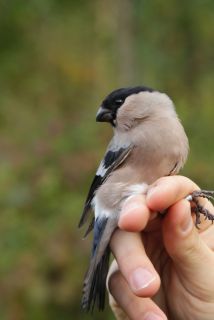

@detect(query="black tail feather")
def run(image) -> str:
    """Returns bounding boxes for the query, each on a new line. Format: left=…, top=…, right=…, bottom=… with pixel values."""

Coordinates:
left=81, top=246, right=111, bottom=312
left=81, top=216, right=117, bottom=312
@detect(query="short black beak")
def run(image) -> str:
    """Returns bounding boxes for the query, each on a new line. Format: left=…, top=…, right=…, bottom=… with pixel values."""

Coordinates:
left=96, top=107, right=113, bottom=123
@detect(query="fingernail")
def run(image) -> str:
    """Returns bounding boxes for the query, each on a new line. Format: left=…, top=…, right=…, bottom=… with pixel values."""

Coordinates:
left=144, top=312, right=164, bottom=320
left=130, top=267, right=156, bottom=291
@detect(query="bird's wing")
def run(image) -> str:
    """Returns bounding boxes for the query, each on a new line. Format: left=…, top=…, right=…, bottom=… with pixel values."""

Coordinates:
left=78, top=145, right=133, bottom=229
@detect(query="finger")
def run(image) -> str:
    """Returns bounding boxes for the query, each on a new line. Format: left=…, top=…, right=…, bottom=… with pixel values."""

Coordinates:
left=119, top=194, right=152, bottom=232
left=109, top=295, right=129, bottom=320
left=110, top=230, right=160, bottom=297
left=200, top=222, right=214, bottom=250
left=107, top=260, right=130, bottom=320
left=162, top=199, right=214, bottom=297
left=146, top=175, right=199, bottom=212
left=108, top=263, right=167, bottom=320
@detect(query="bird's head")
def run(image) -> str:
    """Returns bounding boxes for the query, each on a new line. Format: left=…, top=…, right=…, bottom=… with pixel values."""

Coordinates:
left=96, top=86, right=175, bottom=130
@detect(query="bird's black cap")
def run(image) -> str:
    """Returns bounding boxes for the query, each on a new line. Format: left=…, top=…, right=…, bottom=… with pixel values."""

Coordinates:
left=102, top=86, right=154, bottom=110
left=96, top=86, right=155, bottom=125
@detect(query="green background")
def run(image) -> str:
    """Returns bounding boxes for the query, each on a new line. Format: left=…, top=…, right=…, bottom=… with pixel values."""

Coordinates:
left=0, top=0, right=213, bottom=319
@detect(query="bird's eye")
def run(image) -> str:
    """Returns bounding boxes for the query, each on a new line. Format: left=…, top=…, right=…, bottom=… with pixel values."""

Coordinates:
left=115, top=99, right=123, bottom=106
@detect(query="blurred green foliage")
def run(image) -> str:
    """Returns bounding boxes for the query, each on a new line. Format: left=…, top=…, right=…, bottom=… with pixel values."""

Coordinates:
left=0, top=0, right=213, bottom=319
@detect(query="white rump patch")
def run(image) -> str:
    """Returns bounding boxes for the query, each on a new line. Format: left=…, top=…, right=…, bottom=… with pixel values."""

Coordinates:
left=126, top=183, right=149, bottom=196
left=92, top=183, right=149, bottom=220
left=122, top=183, right=149, bottom=207
left=92, top=196, right=112, bottom=219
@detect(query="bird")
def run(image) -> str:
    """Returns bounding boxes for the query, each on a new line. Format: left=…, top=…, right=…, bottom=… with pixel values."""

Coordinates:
left=79, top=86, right=214, bottom=312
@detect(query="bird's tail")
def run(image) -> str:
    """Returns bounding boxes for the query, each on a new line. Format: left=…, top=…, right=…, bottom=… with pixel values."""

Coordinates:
left=81, top=217, right=117, bottom=312
left=81, top=245, right=111, bottom=311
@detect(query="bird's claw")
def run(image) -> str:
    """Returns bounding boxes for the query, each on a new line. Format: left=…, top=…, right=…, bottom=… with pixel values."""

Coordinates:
left=191, top=190, right=214, bottom=201
left=186, top=190, right=214, bottom=228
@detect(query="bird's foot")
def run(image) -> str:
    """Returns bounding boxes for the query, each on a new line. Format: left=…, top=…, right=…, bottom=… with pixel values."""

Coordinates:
left=186, top=190, right=214, bottom=228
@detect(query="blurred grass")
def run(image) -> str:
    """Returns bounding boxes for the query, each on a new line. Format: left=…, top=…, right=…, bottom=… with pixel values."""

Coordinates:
left=0, top=0, right=213, bottom=319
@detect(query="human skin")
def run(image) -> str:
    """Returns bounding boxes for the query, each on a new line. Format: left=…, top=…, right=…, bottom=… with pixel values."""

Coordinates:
left=107, top=176, right=214, bottom=320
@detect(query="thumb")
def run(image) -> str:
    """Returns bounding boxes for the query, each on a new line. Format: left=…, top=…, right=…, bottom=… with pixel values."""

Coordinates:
left=162, top=199, right=214, bottom=296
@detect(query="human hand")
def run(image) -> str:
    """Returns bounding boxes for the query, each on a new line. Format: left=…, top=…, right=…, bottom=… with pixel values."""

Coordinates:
left=108, top=176, right=214, bottom=320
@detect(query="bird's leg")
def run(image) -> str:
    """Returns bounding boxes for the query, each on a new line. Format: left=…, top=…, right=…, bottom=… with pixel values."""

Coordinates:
left=186, top=190, right=214, bottom=228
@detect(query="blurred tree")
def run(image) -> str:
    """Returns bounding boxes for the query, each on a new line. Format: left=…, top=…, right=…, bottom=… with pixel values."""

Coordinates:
left=0, top=1, right=213, bottom=319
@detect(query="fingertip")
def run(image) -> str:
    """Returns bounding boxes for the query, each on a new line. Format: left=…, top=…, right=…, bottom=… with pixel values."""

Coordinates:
left=146, top=185, right=167, bottom=211
left=129, top=267, right=160, bottom=297
left=108, top=269, right=166, bottom=320
left=119, top=197, right=150, bottom=231
left=146, top=176, right=199, bottom=212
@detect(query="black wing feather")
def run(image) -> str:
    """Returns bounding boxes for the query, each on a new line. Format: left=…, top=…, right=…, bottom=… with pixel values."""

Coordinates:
left=78, top=175, right=102, bottom=228
left=78, top=145, right=133, bottom=228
